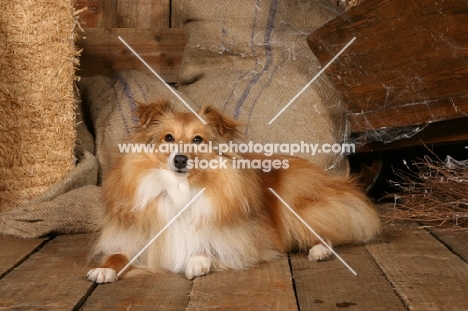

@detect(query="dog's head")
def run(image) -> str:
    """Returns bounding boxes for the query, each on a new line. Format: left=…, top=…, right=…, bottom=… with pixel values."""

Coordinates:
left=135, top=100, right=243, bottom=174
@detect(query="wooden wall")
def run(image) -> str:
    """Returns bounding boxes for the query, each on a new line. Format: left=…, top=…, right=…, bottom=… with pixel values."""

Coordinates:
left=76, top=0, right=185, bottom=83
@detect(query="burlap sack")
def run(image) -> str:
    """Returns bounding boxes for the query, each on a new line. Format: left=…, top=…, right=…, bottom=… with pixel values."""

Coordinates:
left=175, top=0, right=350, bottom=175
left=0, top=185, right=102, bottom=238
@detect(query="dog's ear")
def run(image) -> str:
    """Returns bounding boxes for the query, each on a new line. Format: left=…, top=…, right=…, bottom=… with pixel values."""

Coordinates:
left=200, top=106, right=243, bottom=141
left=137, top=100, right=174, bottom=127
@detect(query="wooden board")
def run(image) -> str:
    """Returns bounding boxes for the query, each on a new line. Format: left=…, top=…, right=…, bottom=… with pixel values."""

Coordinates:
left=355, top=117, right=468, bottom=153
left=76, top=0, right=118, bottom=28
left=187, top=257, right=297, bottom=310
left=430, top=229, right=468, bottom=262
left=171, top=0, right=184, bottom=29
left=116, top=0, right=170, bottom=28
left=307, top=0, right=468, bottom=133
left=366, top=223, right=468, bottom=310
left=0, top=236, right=46, bottom=278
left=77, top=28, right=186, bottom=83
left=76, top=0, right=171, bottom=28
left=0, top=234, right=93, bottom=310
left=81, top=272, right=191, bottom=310
left=290, top=245, right=405, bottom=310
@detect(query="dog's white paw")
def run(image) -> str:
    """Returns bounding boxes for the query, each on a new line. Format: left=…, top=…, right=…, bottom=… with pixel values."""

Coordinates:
left=308, top=243, right=332, bottom=262
left=185, top=255, right=211, bottom=280
left=87, top=268, right=118, bottom=283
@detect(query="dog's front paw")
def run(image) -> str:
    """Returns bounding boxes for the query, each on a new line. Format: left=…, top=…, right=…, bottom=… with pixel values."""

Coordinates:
left=308, top=243, right=332, bottom=262
left=87, top=268, right=118, bottom=283
left=185, top=255, right=211, bottom=280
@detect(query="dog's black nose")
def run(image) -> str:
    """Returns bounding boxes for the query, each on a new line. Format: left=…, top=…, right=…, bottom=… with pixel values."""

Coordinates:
left=174, top=154, right=188, bottom=169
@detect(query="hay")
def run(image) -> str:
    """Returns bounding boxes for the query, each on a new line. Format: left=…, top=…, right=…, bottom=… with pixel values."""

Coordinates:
left=384, top=153, right=468, bottom=229
left=0, top=0, right=80, bottom=212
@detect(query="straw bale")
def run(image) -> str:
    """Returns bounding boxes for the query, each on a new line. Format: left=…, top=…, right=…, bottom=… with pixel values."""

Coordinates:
left=0, top=0, right=79, bottom=212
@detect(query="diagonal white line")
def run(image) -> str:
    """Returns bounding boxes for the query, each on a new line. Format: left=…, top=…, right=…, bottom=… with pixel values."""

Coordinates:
left=268, top=187, right=357, bottom=275
left=117, top=188, right=206, bottom=277
left=118, top=36, right=207, bottom=124
left=268, top=37, right=356, bottom=124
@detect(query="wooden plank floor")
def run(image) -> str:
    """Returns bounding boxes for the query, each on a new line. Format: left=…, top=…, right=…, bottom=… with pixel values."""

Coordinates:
left=1, top=222, right=468, bottom=310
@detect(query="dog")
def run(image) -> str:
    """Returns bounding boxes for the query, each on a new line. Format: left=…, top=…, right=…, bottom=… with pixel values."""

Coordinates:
left=87, top=100, right=380, bottom=283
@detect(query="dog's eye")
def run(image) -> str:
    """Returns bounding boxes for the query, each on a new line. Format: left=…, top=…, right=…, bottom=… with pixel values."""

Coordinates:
left=164, top=134, right=174, bottom=142
left=192, top=136, right=203, bottom=144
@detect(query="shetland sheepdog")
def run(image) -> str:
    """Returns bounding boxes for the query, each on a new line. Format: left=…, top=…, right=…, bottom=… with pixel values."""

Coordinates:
left=87, top=100, right=380, bottom=283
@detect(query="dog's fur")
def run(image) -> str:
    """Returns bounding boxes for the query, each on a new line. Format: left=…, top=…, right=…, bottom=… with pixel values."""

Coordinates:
left=87, top=100, right=380, bottom=283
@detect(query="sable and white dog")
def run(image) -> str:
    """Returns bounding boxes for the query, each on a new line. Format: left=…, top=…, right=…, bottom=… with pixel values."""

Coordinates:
left=87, top=100, right=380, bottom=283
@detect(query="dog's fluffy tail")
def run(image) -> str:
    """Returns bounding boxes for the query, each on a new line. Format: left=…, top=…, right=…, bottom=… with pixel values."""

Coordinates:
left=262, top=157, right=381, bottom=251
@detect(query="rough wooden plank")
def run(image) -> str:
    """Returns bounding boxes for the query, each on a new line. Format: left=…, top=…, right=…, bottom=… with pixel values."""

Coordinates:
left=187, top=257, right=297, bottom=310
left=171, top=0, right=184, bottom=29
left=307, top=0, right=468, bottom=133
left=0, top=234, right=93, bottom=310
left=81, top=272, right=191, bottom=310
left=77, top=28, right=186, bottom=83
left=430, top=229, right=468, bottom=262
left=366, top=222, right=468, bottom=310
left=291, top=245, right=405, bottom=310
left=76, top=0, right=118, bottom=28
left=0, top=236, right=46, bottom=278
left=349, top=99, right=468, bottom=134
left=355, top=118, right=468, bottom=153
left=116, top=0, right=170, bottom=28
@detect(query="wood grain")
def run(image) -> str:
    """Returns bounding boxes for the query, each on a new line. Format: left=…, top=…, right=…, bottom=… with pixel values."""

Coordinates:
left=429, top=229, right=468, bottom=262
left=76, top=0, right=172, bottom=28
left=76, top=0, right=118, bottom=28
left=307, top=0, right=468, bottom=132
left=116, top=0, right=170, bottom=28
left=0, top=236, right=46, bottom=279
left=171, top=0, right=184, bottom=29
left=77, top=28, right=186, bottom=83
left=290, top=246, right=405, bottom=310
left=366, top=222, right=468, bottom=310
left=0, top=234, right=94, bottom=310
left=81, top=271, right=191, bottom=310
left=355, top=117, right=468, bottom=153
left=187, top=257, right=297, bottom=310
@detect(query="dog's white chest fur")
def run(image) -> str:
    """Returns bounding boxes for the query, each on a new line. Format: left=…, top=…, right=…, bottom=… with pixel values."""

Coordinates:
left=135, top=169, right=192, bottom=212
left=135, top=169, right=215, bottom=272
